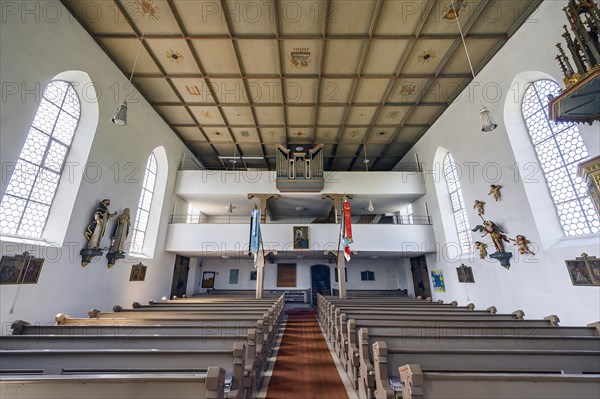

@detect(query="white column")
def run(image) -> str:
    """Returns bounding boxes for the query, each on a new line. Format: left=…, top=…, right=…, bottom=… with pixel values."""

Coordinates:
left=255, top=251, right=265, bottom=299
left=337, top=251, right=347, bottom=299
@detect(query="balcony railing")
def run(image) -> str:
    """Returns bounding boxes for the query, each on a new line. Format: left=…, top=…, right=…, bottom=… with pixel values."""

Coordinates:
left=170, top=214, right=432, bottom=225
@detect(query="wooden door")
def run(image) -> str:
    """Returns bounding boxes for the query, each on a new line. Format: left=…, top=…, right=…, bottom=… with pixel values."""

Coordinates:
left=170, top=255, right=190, bottom=298
left=410, top=255, right=431, bottom=298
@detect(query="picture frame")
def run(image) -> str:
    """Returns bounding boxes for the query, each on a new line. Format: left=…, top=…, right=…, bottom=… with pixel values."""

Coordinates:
left=0, top=255, right=44, bottom=285
left=229, top=269, right=239, bottom=284
left=202, top=271, right=216, bottom=288
left=293, top=226, right=309, bottom=249
left=565, top=254, right=600, bottom=286
left=431, top=269, right=446, bottom=293
left=129, top=262, right=147, bottom=282
left=456, top=264, right=475, bottom=283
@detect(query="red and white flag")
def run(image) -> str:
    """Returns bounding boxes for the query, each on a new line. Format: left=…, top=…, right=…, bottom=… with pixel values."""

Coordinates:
left=341, top=199, right=353, bottom=261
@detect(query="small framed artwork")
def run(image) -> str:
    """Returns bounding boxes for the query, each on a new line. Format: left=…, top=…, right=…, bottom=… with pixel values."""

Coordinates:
left=565, top=254, right=600, bottom=286
left=456, top=264, right=475, bottom=283
left=202, top=271, right=216, bottom=288
left=0, top=255, right=44, bottom=285
left=129, top=262, right=147, bottom=282
left=431, top=270, right=446, bottom=293
left=229, top=269, right=239, bottom=284
left=293, top=226, right=309, bottom=249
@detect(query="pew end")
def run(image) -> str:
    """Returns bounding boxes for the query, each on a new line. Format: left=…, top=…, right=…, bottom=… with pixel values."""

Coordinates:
left=544, top=315, right=560, bottom=326
left=512, top=310, right=525, bottom=319
left=132, top=302, right=142, bottom=308
left=373, top=341, right=395, bottom=399
left=112, top=305, right=123, bottom=312
left=588, top=321, right=600, bottom=336
left=487, top=306, right=497, bottom=314
left=55, top=313, right=69, bottom=325
left=399, top=364, right=424, bottom=399
left=88, top=309, right=100, bottom=318
left=10, top=320, right=31, bottom=335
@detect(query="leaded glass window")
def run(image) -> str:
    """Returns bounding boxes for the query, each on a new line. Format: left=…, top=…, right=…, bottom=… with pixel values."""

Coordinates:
left=443, top=153, right=473, bottom=254
left=0, top=81, right=80, bottom=238
left=522, top=80, right=598, bottom=236
left=130, top=154, right=157, bottom=254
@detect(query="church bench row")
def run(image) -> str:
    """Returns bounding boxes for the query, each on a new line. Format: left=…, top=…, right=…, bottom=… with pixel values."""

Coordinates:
left=367, top=340, right=600, bottom=399
left=316, top=295, right=600, bottom=399
left=328, top=308, right=512, bottom=348
left=2, top=329, right=264, bottom=394
left=357, top=328, right=600, bottom=398
left=3, top=295, right=285, bottom=399
left=0, top=344, right=246, bottom=399
left=398, top=365, right=600, bottom=399
left=0, top=370, right=227, bottom=399
left=339, top=318, right=600, bottom=383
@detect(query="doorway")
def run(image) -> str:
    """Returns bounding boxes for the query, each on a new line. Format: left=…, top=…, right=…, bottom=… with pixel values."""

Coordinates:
left=311, top=264, right=331, bottom=305
left=410, top=255, right=431, bottom=298
left=170, top=255, right=190, bottom=299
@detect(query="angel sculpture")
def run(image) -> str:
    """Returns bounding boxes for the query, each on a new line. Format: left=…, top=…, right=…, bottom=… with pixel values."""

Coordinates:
left=488, top=184, right=502, bottom=201
left=510, top=235, right=535, bottom=255
left=472, top=219, right=510, bottom=253
left=474, top=241, right=488, bottom=259
left=473, top=200, right=485, bottom=216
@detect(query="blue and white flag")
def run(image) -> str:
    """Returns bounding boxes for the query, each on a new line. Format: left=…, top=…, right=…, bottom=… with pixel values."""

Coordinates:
left=249, top=207, right=261, bottom=267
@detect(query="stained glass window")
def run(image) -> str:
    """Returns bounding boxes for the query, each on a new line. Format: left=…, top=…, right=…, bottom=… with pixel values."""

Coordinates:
left=0, top=81, right=80, bottom=239
left=522, top=80, right=598, bottom=236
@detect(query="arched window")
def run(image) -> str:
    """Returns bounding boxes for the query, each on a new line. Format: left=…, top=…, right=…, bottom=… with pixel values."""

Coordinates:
left=522, top=80, right=598, bottom=237
left=130, top=153, right=158, bottom=255
left=0, top=81, right=80, bottom=239
left=443, top=152, right=473, bottom=254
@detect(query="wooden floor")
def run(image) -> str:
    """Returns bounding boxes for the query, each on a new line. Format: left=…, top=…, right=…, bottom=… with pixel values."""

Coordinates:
left=266, top=314, right=349, bottom=399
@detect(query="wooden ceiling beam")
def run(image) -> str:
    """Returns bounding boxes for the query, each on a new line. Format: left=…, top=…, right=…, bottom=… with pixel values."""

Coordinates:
left=94, top=33, right=508, bottom=40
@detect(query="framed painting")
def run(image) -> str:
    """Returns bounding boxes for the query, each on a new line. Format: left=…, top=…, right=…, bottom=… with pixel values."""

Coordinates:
left=565, top=260, right=595, bottom=286
left=202, top=271, right=216, bottom=288
left=456, top=264, right=475, bottom=283
left=0, top=255, right=44, bottom=285
left=293, top=226, right=309, bottom=249
left=129, top=262, right=147, bottom=282
left=229, top=269, right=239, bottom=284
left=431, top=269, right=446, bottom=293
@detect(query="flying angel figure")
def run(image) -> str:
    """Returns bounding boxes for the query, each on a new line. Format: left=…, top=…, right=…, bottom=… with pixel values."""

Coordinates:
left=472, top=219, right=510, bottom=253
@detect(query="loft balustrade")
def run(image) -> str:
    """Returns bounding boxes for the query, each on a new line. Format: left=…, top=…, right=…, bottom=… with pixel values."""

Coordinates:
left=275, top=144, right=324, bottom=192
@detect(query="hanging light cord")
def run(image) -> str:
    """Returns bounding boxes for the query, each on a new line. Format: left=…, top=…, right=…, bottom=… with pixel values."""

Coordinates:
left=451, top=0, right=476, bottom=79
left=363, top=134, right=369, bottom=172
left=124, top=10, right=150, bottom=101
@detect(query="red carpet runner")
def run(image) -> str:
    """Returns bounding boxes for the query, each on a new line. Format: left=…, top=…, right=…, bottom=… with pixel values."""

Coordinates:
left=266, top=314, right=349, bottom=399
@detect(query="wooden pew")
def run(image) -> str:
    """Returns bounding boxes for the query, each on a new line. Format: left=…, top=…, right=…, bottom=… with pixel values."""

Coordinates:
left=363, top=333, right=600, bottom=399
left=339, top=317, right=596, bottom=384
left=0, top=343, right=247, bottom=399
left=53, top=315, right=275, bottom=369
left=2, top=329, right=263, bottom=395
left=329, top=310, right=516, bottom=354
left=0, top=369, right=226, bottom=399
left=86, top=308, right=279, bottom=347
left=398, top=364, right=600, bottom=399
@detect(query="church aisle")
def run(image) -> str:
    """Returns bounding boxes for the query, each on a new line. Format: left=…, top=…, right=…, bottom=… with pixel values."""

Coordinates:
left=265, top=314, right=349, bottom=399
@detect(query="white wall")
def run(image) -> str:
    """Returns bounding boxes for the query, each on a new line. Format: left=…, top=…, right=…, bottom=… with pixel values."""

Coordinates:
left=166, top=223, right=436, bottom=254
left=0, top=2, right=197, bottom=329
left=398, top=1, right=600, bottom=326
left=190, top=258, right=411, bottom=295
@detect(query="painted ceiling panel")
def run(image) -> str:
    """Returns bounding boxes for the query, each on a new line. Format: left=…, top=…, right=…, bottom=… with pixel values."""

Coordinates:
left=66, top=0, right=542, bottom=170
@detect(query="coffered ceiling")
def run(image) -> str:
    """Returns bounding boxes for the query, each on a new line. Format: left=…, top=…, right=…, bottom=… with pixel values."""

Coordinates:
left=63, top=0, right=542, bottom=170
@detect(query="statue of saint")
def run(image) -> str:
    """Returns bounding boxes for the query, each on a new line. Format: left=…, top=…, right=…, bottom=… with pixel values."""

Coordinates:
left=85, top=199, right=117, bottom=250
left=110, top=208, right=131, bottom=254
